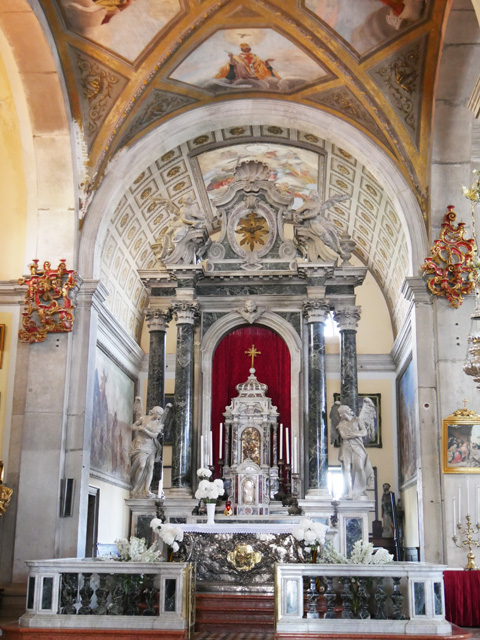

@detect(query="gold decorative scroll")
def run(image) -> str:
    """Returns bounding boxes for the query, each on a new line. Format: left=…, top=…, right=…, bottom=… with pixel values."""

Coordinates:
left=421, top=206, right=476, bottom=308
left=18, top=260, right=78, bottom=343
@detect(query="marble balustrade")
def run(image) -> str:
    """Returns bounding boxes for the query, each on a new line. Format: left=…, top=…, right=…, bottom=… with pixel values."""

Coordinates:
left=18, top=559, right=194, bottom=631
left=275, top=562, right=451, bottom=636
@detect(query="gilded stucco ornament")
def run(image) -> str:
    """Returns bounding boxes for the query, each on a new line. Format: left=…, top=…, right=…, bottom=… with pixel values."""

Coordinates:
left=227, top=543, right=262, bottom=571
left=421, top=206, right=476, bottom=308
left=18, top=260, right=78, bottom=343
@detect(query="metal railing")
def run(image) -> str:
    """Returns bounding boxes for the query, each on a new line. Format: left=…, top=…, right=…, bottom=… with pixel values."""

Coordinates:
left=275, top=562, right=452, bottom=635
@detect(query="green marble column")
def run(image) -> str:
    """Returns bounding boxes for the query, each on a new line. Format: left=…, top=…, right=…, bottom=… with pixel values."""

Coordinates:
left=333, top=306, right=361, bottom=415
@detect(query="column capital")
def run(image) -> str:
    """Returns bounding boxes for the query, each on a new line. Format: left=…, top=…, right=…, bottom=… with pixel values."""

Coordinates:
left=302, top=299, right=330, bottom=324
left=171, top=300, right=200, bottom=325
left=145, top=308, right=172, bottom=332
left=334, top=306, right=361, bottom=331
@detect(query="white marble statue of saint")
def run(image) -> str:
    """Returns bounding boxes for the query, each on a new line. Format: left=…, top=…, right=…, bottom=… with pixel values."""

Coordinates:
left=287, top=190, right=350, bottom=261
left=129, top=402, right=174, bottom=499
left=329, top=398, right=376, bottom=500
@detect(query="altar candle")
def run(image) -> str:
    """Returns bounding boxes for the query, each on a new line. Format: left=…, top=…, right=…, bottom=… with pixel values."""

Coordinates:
left=158, top=479, right=163, bottom=498
left=209, top=431, right=213, bottom=466
left=279, top=424, right=283, bottom=459
left=468, top=477, right=471, bottom=516
left=293, top=436, right=298, bottom=474
left=286, top=427, right=290, bottom=464
left=458, top=485, right=462, bottom=523
left=201, top=434, right=204, bottom=469
left=219, top=423, right=223, bottom=458
left=453, top=497, right=457, bottom=536
left=477, top=485, right=480, bottom=524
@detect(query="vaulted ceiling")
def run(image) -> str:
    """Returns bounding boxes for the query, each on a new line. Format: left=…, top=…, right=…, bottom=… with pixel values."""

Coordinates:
left=33, top=0, right=452, bottom=340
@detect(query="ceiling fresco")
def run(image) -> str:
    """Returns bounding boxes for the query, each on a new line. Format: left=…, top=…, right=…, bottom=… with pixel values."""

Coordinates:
left=34, top=0, right=451, bottom=341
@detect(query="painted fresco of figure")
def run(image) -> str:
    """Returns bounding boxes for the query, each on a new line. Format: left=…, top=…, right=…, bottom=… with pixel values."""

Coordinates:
left=216, top=43, right=279, bottom=83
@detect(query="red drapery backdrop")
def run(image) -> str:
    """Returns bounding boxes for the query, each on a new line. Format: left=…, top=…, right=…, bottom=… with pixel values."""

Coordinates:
left=211, top=325, right=291, bottom=476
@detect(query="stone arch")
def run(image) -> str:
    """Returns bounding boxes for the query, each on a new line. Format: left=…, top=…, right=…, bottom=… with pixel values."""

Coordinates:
left=80, top=99, right=428, bottom=287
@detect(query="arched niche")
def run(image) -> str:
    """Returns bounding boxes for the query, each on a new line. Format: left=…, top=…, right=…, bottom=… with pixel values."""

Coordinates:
left=200, top=309, right=303, bottom=484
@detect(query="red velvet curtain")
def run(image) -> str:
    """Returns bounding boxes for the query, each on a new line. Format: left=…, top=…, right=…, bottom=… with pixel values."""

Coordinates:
left=211, top=326, right=291, bottom=474
left=443, top=570, right=480, bottom=626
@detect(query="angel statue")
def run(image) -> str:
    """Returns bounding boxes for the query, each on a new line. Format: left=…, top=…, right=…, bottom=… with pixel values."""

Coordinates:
left=129, top=400, right=174, bottom=499
left=287, top=190, right=350, bottom=262
left=329, top=398, right=376, bottom=500
left=150, top=196, right=208, bottom=262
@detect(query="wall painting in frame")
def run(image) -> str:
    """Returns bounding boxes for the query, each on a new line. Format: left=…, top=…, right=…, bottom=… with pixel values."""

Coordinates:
left=90, top=346, right=135, bottom=488
left=397, top=356, right=417, bottom=488
left=443, top=405, right=480, bottom=473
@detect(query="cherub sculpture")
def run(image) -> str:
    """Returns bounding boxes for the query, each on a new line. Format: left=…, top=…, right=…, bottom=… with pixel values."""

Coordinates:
left=129, top=400, right=174, bottom=499
left=329, top=398, right=376, bottom=500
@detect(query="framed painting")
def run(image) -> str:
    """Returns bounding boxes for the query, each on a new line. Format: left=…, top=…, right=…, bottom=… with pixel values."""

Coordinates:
left=397, top=357, right=417, bottom=488
left=332, top=393, right=382, bottom=448
left=90, top=347, right=135, bottom=488
left=0, top=324, right=5, bottom=368
left=443, top=406, right=480, bottom=473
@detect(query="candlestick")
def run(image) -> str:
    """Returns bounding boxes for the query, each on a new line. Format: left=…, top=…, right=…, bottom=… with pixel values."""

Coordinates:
left=286, top=427, right=290, bottom=464
left=279, top=423, right=283, bottom=459
left=200, top=435, right=204, bottom=469
left=219, top=423, right=223, bottom=458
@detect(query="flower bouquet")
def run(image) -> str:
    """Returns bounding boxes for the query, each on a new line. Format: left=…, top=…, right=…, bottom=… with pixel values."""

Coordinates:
left=195, top=468, right=225, bottom=524
left=111, top=536, right=163, bottom=562
left=150, top=519, right=184, bottom=553
left=292, top=518, right=329, bottom=562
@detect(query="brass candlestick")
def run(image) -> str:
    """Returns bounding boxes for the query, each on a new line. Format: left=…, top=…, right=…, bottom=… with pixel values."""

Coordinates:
left=453, top=515, right=480, bottom=570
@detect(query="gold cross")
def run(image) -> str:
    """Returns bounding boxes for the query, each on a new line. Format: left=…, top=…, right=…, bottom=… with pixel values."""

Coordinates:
left=463, top=398, right=469, bottom=410
left=245, top=344, right=261, bottom=368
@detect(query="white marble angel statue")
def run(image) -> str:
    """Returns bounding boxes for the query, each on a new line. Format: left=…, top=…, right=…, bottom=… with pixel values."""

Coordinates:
left=329, top=398, right=376, bottom=500
left=129, top=400, right=174, bottom=499
left=287, top=190, right=350, bottom=261
left=151, top=196, right=207, bottom=261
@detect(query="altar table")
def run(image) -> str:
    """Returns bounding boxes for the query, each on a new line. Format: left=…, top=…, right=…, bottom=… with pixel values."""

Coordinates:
left=443, top=569, right=480, bottom=626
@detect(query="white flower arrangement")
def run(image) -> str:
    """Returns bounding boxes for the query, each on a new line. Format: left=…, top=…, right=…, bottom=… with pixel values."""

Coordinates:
left=150, top=518, right=184, bottom=553
left=349, top=540, right=394, bottom=565
left=322, top=539, right=393, bottom=565
left=112, top=536, right=163, bottom=562
left=197, top=467, right=212, bottom=480
left=292, top=518, right=328, bottom=548
left=195, top=478, right=224, bottom=503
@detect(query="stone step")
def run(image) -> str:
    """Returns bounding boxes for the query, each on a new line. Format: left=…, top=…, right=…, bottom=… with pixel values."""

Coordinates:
left=195, top=592, right=274, bottom=633
left=0, top=585, right=26, bottom=626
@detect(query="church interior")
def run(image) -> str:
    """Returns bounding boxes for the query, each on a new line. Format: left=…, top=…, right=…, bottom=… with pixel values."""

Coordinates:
left=1, top=0, right=480, bottom=637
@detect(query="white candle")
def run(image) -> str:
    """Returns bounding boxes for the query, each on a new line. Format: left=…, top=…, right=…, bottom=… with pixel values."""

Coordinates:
left=286, top=427, right=290, bottom=464
left=200, top=434, right=204, bottom=469
left=209, top=431, right=213, bottom=465
left=477, top=485, right=480, bottom=524
left=279, top=423, right=283, bottom=459
left=453, top=497, right=457, bottom=536
left=458, top=485, right=462, bottom=523
left=219, top=423, right=223, bottom=458
left=293, top=436, right=298, bottom=474
left=158, top=479, right=163, bottom=498
left=468, top=477, right=471, bottom=516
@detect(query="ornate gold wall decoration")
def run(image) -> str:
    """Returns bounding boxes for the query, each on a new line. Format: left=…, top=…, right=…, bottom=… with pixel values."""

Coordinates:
left=421, top=207, right=476, bottom=308
left=227, top=544, right=262, bottom=571
left=18, top=260, right=78, bottom=343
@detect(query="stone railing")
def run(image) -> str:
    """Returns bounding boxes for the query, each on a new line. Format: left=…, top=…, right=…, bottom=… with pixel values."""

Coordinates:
left=275, top=562, right=451, bottom=636
left=19, top=558, right=195, bottom=634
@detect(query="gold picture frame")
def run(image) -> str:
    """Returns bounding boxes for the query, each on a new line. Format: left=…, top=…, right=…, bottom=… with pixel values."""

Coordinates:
left=443, top=404, right=480, bottom=473
left=0, top=324, right=4, bottom=368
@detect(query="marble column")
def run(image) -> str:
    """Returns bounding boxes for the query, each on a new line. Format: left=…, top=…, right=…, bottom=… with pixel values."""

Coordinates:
left=145, top=308, right=171, bottom=491
left=171, top=300, right=199, bottom=493
left=334, top=306, right=361, bottom=415
left=303, top=300, right=330, bottom=496
left=145, top=309, right=171, bottom=411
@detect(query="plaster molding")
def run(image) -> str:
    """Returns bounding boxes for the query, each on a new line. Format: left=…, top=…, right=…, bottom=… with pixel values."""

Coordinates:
left=401, top=277, right=432, bottom=306
left=97, top=302, right=144, bottom=376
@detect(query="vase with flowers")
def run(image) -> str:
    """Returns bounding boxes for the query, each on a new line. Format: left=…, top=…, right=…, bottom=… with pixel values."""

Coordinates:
left=195, top=467, right=224, bottom=525
left=292, top=518, right=329, bottom=563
